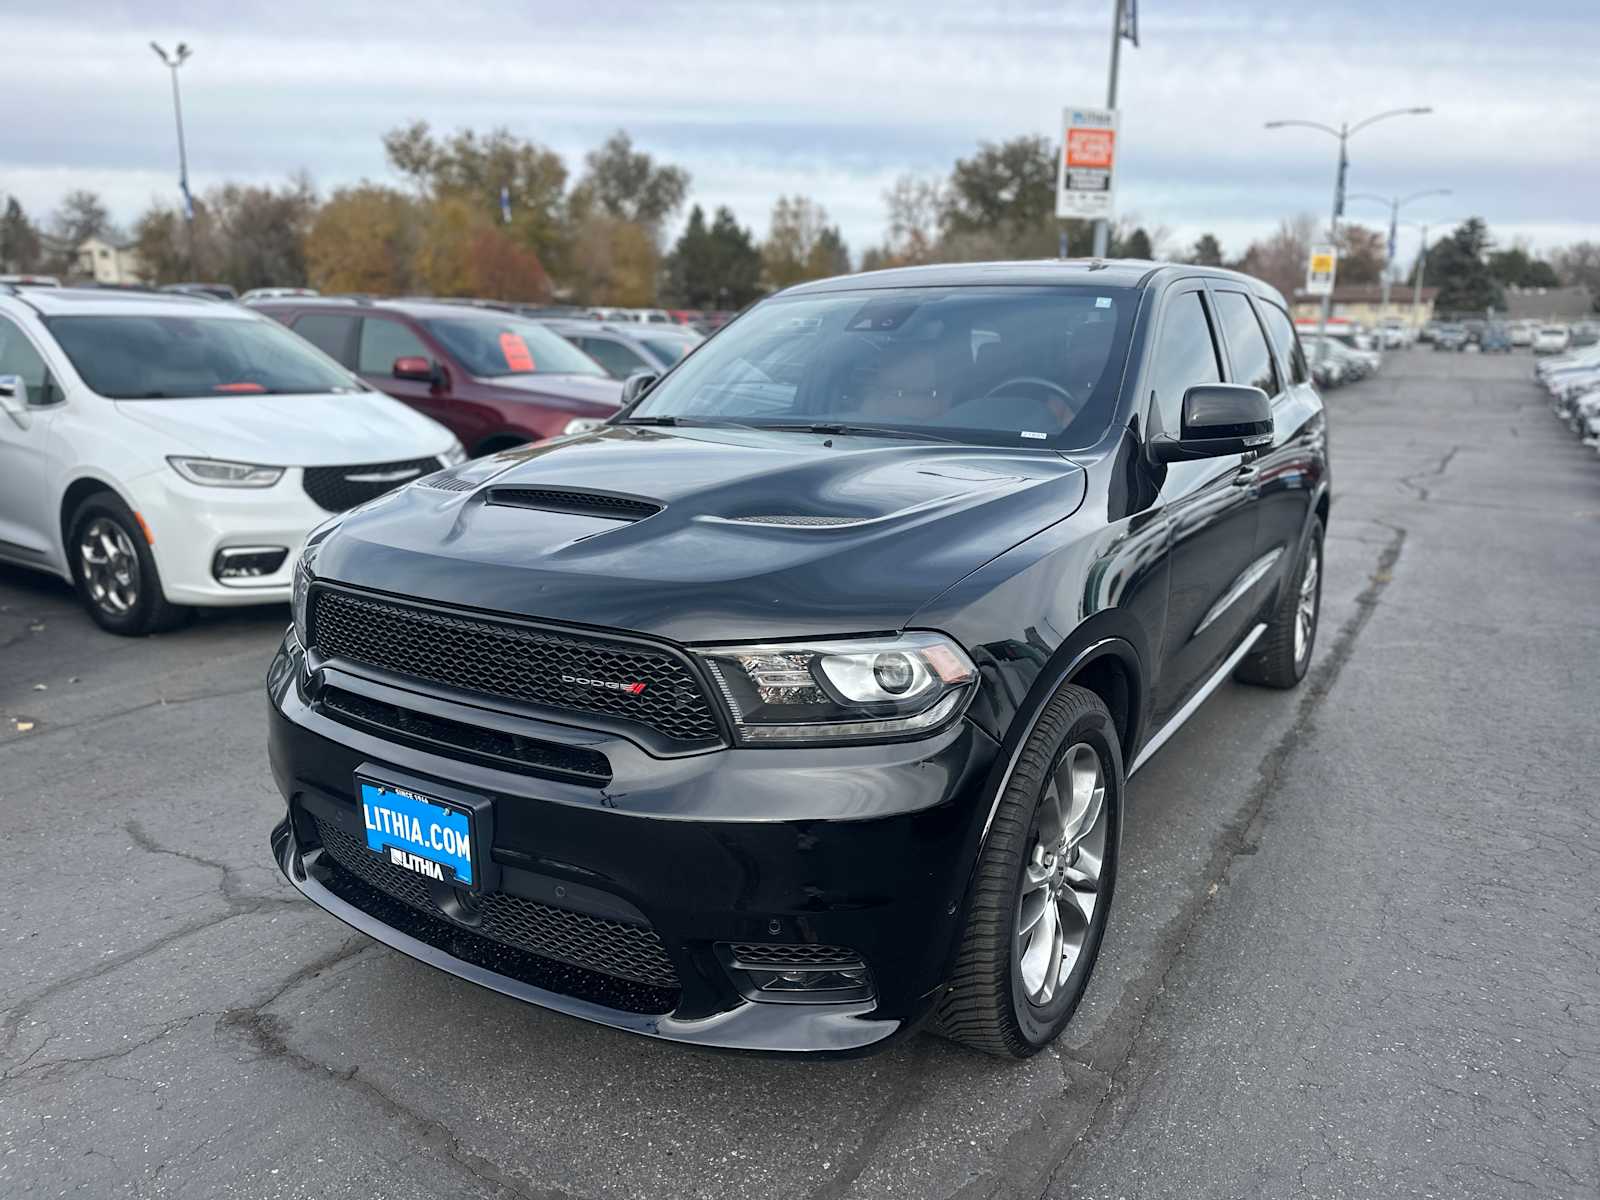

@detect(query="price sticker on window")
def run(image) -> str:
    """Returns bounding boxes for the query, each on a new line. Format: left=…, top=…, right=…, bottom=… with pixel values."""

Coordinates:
left=499, top=332, right=535, bottom=372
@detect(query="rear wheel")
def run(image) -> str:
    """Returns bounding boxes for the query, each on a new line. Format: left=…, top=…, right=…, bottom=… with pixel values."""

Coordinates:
left=1236, top=517, right=1322, bottom=688
left=934, top=684, right=1121, bottom=1058
left=68, top=492, right=189, bottom=636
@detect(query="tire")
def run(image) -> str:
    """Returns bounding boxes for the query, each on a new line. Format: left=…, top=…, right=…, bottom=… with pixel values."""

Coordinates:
left=933, top=684, right=1122, bottom=1058
left=68, top=492, right=190, bottom=636
left=1235, top=516, right=1323, bottom=689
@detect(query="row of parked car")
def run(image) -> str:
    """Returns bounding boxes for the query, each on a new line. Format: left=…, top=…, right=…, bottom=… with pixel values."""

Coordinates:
left=1537, top=343, right=1600, bottom=451
left=0, top=282, right=719, bottom=633
left=1420, top=317, right=1599, bottom=355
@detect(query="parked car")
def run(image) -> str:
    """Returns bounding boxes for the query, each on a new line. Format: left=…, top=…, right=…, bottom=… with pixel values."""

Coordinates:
left=255, top=299, right=623, bottom=456
left=240, top=287, right=319, bottom=302
left=0, top=274, right=61, bottom=288
left=1434, top=323, right=1469, bottom=351
left=0, top=286, right=462, bottom=635
left=1418, top=320, right=1440, bottom=344
left=267, top=260, right=1330, bottom=1058
left=1533, top=325, right=1572, bottom=355
left=1569, top=321, right=1600, bottom=349
left=541, top=320, right=703, bottom=379
left=161, top=282, right=239, bottom=301
left=1479, top=325, right=1513, bottom=353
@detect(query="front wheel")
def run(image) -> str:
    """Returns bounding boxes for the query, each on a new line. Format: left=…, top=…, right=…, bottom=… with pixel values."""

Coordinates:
left=68, top=492, right=189, bottom=636
left=934, top=684, right=1122, bottom=1058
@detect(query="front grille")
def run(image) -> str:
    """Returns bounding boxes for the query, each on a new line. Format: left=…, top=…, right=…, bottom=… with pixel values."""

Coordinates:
left=311, top=589, right=722, bottom=744
left=486, top=488, right=662, bottom=522
left=303, top=457, right=442, bottom=512
left=726, top=942, right=863, bottom=967
left=314, top=816, right=679, bottom=991
left=320, top=687, right=611, bottom=785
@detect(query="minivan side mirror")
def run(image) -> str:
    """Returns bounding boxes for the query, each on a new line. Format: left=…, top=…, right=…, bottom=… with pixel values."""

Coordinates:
left=1148, top=383, right=1273, bottom=463
left=620, top=371, right=660, bottom=409
left=0, top=374, right=30, bottom=429
left=393, top=356, right=436, bottom=384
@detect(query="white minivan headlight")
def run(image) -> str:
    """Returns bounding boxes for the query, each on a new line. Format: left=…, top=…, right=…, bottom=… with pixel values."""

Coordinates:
left=440, top=439, right=468, bottom=467
left=168, top=456, right=284, bottom=488
left=697, top=632, right=976, bottom=745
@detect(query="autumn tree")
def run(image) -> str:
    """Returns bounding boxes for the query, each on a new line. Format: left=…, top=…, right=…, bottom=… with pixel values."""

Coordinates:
left=46, top=190, right=116, bottom=273
left=203, top=177, right=318, bottom=290
left=569, top=214, right=659, bottom=306
left=939, top=135, right=1075, bottom=260
left=763, top=196, right=849, bottom=289
left=305, top=184, right=421, bottom=295
left=130, top=205, right=189, bottom=284
left=873, top=174, right=944, bottom=266
left=1334, top=224, right=1386, bottom=286
left=568, top=131, right=689, bottom=234
left=1234, top=214, right=1318, bottom=297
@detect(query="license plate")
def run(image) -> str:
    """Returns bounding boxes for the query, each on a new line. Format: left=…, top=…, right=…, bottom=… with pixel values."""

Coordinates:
left=358, top=778, right=476, bottom=888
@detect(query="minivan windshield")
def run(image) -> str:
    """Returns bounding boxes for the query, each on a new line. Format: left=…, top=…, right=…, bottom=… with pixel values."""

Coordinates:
left=46, top=314, right=362, bottom=399
left=423, top=316, right=607, bottom=379
left=626, top=285, right=1135, bottom=448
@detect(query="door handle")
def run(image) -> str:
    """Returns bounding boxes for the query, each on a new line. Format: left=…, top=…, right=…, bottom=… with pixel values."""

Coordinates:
left=1231, top=468, right=1257, bottom=487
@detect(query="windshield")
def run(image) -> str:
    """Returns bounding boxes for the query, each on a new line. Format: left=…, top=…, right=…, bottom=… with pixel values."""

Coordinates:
left=423, top=316, right=607, bottom=379
left=627, top=285, right=1135, bottom=449
left=45, top=315, right=362, bottom=399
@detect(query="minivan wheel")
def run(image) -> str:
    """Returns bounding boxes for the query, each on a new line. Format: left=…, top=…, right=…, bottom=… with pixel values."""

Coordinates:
left=933, top=684, right=1122, bottom=1058
left=1235, top=517, right=1324, bottom=689
left=68, top=493, right=189, bottom=637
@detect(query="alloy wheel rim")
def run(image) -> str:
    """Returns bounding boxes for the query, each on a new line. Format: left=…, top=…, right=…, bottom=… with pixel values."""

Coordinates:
left=1295, top=545, right=1320, bottom=665
left=79, top=517, right=140, bottom=615
left=1016, top=741, right=1108, bottom=1006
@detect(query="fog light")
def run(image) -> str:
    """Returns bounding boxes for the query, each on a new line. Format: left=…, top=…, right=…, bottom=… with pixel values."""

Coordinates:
left=718, top=943, right=874, bottom=1004
left=212, top=545, right=289, bottom=583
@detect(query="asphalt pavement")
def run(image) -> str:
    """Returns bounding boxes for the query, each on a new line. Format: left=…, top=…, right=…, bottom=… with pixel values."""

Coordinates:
left=2, top=349, right=1596, bottom=1199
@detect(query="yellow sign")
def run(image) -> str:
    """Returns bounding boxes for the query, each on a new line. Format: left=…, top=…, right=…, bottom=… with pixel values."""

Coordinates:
left=1309, top=251, right=1336, bottom=274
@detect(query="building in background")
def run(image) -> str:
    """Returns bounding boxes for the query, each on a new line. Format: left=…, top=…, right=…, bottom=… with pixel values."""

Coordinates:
left=1502, top=285, right=1594, bottom=323
left=72, top=235, right=144, bottom=285
left=1292, top=285, right=1438, bottom=327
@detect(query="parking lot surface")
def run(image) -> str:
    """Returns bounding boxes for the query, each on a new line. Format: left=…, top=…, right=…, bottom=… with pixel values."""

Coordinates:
left=2, top=351, right=1596, bottom=1199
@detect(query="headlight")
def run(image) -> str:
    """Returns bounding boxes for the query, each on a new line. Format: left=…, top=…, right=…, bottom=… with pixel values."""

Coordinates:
left=168, top=456, right=284, bottom=487
left=290, top=542, right=318, bottom=647
left=440, top=439, right=468, bottom=467
left=697, top=633, right=976, bottom=745
left=563, top=416, right=608, bottom=436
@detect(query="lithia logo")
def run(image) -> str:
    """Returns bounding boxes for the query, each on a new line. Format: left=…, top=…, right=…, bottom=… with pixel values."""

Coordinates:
left=561, top=674, right=647, bottom=696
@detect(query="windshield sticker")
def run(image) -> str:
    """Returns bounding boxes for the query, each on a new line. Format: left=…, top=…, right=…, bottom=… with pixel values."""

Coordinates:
left=1095, top=296, right=1112, bottom=308
left=499, top=332, right=535, bottom=372
left=1021, top=430, right=1047, bottom=440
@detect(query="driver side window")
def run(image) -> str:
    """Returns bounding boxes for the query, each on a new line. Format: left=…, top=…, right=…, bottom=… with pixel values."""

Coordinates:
left=1148, top=291, right=1221, bottom=437
left=0, top=316, right=60, bottom=405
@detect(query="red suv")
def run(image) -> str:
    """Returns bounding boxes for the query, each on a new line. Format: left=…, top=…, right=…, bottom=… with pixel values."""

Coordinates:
left=255, top=299, right=622, bottom=456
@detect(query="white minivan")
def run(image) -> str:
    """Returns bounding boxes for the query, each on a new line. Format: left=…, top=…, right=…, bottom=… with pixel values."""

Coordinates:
left=0, top=286, right=463, bottom=635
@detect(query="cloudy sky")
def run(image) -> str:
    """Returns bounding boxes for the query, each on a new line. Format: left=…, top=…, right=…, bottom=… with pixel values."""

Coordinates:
left=6, top=0, right=1597, bottom=268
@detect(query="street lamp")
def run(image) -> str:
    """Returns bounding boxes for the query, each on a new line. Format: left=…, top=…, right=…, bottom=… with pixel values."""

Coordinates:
left=1347, top=189, right=1452, bottom=327
left=150, top=41, right=194, bottom=274
left=1264, top=107, right=1433, bottom=362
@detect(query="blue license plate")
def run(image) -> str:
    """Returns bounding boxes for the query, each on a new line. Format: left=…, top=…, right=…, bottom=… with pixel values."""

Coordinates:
left=358, top=779, right=476, bottom=888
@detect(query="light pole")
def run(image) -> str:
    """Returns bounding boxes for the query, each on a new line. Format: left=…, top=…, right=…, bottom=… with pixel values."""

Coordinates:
left=150, top=41, right=194, bottom=276
left=1264, top=107, right=1432, bottom=362
left=1348, top=189, right=1451, bottom=329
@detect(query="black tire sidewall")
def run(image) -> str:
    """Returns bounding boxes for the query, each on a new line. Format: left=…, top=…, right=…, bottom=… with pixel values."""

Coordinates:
left=1006, top=702, right=1123, bottom=1047
left=69, top=493, right=169, bottom=636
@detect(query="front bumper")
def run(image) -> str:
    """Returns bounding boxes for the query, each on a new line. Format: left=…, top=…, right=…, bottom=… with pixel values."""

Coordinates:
left=266, top=633, right=1000, bottom=1054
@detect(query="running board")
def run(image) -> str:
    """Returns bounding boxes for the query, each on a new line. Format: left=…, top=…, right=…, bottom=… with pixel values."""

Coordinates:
left=1128, top=623, right=1267, bottom=777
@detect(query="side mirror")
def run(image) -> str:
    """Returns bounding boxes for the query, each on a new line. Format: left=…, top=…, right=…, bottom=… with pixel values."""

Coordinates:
left=620, top=371, right=659, bottom=409
left=1149, top=384, right=1272, bottom=463
left=393, top=356, right=437, bottom=383
left=0, top=374, right=30, bottom=429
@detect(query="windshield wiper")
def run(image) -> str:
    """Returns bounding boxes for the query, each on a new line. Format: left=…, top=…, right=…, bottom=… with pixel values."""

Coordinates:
left=618, top=415, right=763, bottom=430
left=758, top=422, right=966, bottom=445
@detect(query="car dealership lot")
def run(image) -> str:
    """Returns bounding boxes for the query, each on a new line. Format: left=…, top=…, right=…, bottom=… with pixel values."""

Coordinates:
left=1, top=351, right=1596, bottom=1198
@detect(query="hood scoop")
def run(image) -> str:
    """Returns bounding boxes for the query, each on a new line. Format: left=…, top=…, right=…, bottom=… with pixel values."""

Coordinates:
left=485, top=487, right=663, bottom=522
left=420, top=472, right=478, bottom=492
left=728, top=514, right=864, bottom=527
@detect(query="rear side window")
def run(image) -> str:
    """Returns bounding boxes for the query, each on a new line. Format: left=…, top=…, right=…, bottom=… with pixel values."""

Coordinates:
left=1213, top=291, right=1279, bottom=395
left=358, top=317, right=429, bottom=374
left=1260, top=303, right=1308, bottom=386
left=292, top=313, right=357, bottom=366
left=1148, top=291, right=1222, bottom=436
left=578, top=336, right=651, bottom=379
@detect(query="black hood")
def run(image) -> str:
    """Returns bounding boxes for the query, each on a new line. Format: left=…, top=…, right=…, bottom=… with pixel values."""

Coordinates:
left=315, top=425, right=1086, bottom=643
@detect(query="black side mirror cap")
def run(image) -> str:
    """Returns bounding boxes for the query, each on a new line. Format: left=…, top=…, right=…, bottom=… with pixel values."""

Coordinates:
left=620, top=371, right=660, bottom=409
left=1150, top=384, right=1273, bottom=463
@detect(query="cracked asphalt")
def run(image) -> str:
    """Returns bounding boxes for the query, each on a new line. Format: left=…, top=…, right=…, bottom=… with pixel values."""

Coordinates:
left=2, top=351, right=1596, bottom=1199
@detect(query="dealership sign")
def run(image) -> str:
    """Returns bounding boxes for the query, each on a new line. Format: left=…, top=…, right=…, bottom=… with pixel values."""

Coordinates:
left=1056, top=106, right=1118, bottom=220
left=1306, top=245, right=1338, bottom=297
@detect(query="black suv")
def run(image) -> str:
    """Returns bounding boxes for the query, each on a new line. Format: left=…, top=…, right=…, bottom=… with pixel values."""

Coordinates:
left=268, top=261, right=1328, bottom=1057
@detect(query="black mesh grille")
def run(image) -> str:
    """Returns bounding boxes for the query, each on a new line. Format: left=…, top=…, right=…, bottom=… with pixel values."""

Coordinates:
left=303, top=457, right=441, bottom=512
left=726, top=942, right=863, bottom=967
left=320, top=688, right=611, bottom=785
left=311, top=589, right=722, bottom=744
left=314, top=817, right=679, bottom=990
left=486, top=488, right=662, bottom=521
